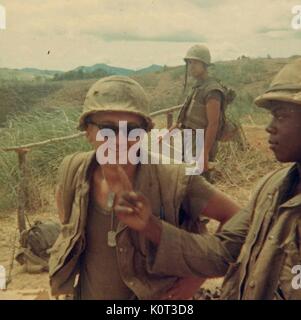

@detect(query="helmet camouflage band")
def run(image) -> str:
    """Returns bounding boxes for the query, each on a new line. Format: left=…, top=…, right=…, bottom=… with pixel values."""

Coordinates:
left=184, top=44, right=212, bottom=66
left=255, top=58, right=301, bottom=109
left=78, top=75, right=154, bottom=131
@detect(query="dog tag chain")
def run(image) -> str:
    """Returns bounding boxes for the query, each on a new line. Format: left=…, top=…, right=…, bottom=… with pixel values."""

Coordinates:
left=105, top=191, right=117, bottom=247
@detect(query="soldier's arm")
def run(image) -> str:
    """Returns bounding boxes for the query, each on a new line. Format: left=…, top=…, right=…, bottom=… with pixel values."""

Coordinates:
left=203, top=92, right=222, bottom=168
left=144, top=206, right=250, bottom=278
left=116, top=172, right=275, bottom=279
left=55, top=154, right=72, bottom=224
left=115, top=189, right=249, bottom=278
left=143, top=174, right=272, bottom=278
left=159, top=178, right=240, bottom=299
left=202, top=189, right=240, bottom=225
left=183, top=175, right=240, bottom=226
left=55, top=184, right=65, bottom=224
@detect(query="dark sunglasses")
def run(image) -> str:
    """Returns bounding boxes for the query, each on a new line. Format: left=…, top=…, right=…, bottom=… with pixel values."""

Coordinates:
left=85, top=119, right=145, bottom=135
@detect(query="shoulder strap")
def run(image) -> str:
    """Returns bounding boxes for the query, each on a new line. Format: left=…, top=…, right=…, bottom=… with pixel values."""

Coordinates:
left=59, top=152, right=93, bottom=224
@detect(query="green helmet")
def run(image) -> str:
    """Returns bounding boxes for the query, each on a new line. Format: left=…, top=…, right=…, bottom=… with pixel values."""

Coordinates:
left=255, top=58, right=301, bottom=109
left=184, top=44, right=212, bottom=66
left=78, top=75, right=154, bottom=131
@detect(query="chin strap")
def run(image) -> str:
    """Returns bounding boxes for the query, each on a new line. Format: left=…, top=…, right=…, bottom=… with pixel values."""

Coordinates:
left=183, top=62, right=188, bottom=95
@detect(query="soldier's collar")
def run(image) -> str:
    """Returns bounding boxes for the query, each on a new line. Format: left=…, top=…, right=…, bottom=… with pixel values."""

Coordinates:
left=277, top=163, right=300, bottom=205
left=84, top=150, right=144, bottom=189
left=297, top=162, right=301, bottom=177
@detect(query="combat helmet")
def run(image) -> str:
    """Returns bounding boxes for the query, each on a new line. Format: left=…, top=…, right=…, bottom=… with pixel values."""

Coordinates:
left=183, top=44, right=213, bottom=93
left=255, top=58, right=301, bottom=109
left=184, top=44, right=212, bottom=66
left=78, top=75, right=154, bottom=131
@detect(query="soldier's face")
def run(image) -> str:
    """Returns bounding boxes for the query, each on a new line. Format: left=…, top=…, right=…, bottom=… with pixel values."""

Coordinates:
left=187, top=59, right=206, bottom=78
left=85, top=111, right=147, bottom=155
left=266, top=101, right=301, bottom=163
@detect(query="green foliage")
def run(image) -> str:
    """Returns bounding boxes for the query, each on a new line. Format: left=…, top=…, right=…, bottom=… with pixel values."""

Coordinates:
left=0, top=57, right=286, bottom=212
left=169, top=66, right=185, bottom=81
left=53, top=68, right=110, bottom=81
left=0, top=108, right=91, bottom=211
left=0, top=81, right=63, bottom=125
left=211, top=59, right=266, bottom=87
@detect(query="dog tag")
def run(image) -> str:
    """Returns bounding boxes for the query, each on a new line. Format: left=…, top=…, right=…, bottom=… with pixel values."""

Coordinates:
left=107, top=230, right=117, bottom=247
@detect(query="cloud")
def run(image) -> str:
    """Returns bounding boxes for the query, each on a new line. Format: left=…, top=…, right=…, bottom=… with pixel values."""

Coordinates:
left=257, top=27, right=291, bottom=34
left=95, top=31, right=206, bottom=43
left=0, top=0, right=300, bottom=70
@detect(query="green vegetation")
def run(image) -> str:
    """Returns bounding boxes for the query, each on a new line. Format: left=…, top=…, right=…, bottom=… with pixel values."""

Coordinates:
left=0, top=56, right=292, bottom=212
left=211, top=59, right=267, bottom=87
left=53, top=68, right=110, bottom=81
left=0, top=81, right=63, bottom=125
left=0, top=108, right=91, bottom=212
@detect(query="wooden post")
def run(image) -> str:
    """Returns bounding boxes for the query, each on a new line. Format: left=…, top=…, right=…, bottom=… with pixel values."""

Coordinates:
left=167, top=113, right=173, bottom=129
left=16, top=148, right=29, bottom=234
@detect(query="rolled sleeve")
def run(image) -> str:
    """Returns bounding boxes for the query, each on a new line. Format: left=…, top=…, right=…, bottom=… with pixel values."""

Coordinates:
left=205, top=90, right=223, bottom=104
left=182, top=175, right=216, bottom=221
left=147, top=207, right=251, bottom=278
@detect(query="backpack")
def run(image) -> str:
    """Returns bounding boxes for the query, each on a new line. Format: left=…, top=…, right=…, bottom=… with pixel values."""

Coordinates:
left=216, top=82, right=239, bottom=142
left=16, top=220, right=61, bottom=273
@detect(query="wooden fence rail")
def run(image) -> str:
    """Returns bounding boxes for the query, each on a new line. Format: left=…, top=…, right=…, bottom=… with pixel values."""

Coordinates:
left=0, top=105, right=182, bottom=234
left=1, top=105, right=182, bottom=152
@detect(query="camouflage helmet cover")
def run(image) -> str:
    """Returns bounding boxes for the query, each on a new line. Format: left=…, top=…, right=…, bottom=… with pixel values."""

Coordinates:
left=78, top=75, right=154, bottom=131
left=255, top=58, right=301, bottom=109
left=184, top=44, right=212, bottom=66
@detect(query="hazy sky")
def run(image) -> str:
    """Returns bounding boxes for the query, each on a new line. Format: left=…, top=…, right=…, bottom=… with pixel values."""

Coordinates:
left=0, top=0, right=300, bottom=71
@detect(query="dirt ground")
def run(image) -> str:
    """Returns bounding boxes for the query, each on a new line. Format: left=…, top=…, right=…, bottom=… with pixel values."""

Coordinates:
left=0, top=125, right=276, bottom=300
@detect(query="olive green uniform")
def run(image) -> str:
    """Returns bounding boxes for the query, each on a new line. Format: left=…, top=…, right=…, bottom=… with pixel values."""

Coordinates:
left=49, top=151, right=215, bottom=299
left=79, top=201, right=135, bottom=300
left=148, top=58, right=301, bottom=300
left=177, top=44, right=224, bottom=162
left=148, top=164, right=301, bottom=300
left=177, top=77, right=224, bottom=160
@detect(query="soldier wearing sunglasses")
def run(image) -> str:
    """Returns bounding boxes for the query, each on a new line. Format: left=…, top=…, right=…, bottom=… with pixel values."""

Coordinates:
left=49, top=75, right=239, bottom=300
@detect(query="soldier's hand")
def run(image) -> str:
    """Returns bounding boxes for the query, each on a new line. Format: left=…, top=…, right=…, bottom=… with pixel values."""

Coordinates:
left=114, top=165, right=162, bottom=243
left=160, top=277, right=203, bottom=300
left=114, top=191, right=152, bottom=231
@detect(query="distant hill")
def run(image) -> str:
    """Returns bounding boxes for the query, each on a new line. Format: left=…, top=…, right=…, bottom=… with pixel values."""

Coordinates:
left=0, top=68, right=35, bottom=81
left=0, top=68, right=63, bottom=81
left=53, top=63, right=164, bottom=81
left=52, top=68, right=110, bottom=81
left=0, top=56, right=299, bottom=125
left=74, top=63, right=134, bottom=76
left=134, top=64, right=164, bottom=75
left=0, top=63, right=165, bottom=83
left=73, top=63, right=164, bottom=76
left=21, top=68, right=63, bottom=78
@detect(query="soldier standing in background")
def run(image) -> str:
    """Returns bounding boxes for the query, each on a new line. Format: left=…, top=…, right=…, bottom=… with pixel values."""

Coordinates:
left=170, top=44, right=226, bottom=176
